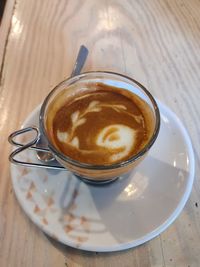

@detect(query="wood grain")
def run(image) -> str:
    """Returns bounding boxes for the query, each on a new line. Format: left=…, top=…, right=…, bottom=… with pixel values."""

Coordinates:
left=0, top=0, right=200, bottom=266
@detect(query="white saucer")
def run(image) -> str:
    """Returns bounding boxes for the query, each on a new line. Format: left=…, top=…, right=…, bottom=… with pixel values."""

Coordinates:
left=10, top=101, right=195, bottom=252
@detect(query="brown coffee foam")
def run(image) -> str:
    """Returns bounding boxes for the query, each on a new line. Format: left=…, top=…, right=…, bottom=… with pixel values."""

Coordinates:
left=45, top=83, right=155, bottom=165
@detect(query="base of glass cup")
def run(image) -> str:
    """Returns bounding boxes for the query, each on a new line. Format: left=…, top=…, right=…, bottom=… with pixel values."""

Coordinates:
left=74, top=174, right=119, bottom=186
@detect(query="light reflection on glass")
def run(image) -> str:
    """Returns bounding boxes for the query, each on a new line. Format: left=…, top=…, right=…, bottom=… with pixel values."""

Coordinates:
left=11, top=14, right=23, bottom=36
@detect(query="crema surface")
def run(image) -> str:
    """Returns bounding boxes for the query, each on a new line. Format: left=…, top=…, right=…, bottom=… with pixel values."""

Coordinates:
left=50, top=85, right=152, bottom=165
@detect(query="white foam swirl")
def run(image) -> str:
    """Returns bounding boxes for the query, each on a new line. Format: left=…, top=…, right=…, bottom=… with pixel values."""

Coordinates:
left=96, top=124, right=136, bottom=162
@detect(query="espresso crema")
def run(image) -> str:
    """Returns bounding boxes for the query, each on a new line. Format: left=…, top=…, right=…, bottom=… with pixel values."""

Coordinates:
left=47, top=84, right=153, bottom=165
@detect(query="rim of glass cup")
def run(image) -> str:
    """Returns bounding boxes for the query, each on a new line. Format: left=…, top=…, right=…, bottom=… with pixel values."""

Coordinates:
left=39, top=71, right=160, bottom=170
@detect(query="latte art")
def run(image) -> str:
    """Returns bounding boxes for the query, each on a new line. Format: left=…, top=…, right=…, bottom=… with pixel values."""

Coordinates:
left=96, top=124, right=136, bottom=162
left=57, top=100, right=137, bottom=162
left=50, top=85, right=152, bottom=165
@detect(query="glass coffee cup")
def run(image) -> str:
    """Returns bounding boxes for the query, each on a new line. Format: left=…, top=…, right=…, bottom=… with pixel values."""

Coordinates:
left=9, top=71, right=160, bottom=183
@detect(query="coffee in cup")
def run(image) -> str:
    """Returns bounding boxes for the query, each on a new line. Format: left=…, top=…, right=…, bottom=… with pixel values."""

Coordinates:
left=40, top=72, right=160, bottom=180
left=46, top=83, right=154, bottom=166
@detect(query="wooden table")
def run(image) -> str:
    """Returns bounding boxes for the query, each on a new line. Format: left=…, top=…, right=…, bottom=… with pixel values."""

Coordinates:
left=1, top=0, right=200, bottom=266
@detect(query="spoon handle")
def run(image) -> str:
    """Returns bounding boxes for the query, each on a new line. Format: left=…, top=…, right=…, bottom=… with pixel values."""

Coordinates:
left=8, top=45, right=89, bottom=169
left=70, top=45, right=89, bottom=77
